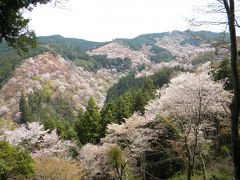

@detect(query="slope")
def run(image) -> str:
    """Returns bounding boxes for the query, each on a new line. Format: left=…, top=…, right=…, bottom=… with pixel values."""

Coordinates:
left=0, top=52, right=118, bottom=120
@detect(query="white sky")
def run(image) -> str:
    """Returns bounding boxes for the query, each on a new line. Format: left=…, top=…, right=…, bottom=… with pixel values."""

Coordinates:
left=24, top=0, right=228, bottom=42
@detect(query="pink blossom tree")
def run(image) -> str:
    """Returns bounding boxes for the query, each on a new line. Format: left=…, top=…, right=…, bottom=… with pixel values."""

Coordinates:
left=159, top=69, right=230, bottom=180
left=102, top=112, right=179, bottom=178
left=0, top=122, right=76, bottom=158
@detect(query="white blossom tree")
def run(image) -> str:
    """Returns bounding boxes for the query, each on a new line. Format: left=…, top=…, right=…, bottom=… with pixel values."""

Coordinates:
left=79, top=143, right=133, bottom=179
left=103, top=113, right=157, bottom=157
left=159, top=68, right=230, bottom=180
left=0, top=122, right=76, bottom=158
left=102, top=112, right=179, bottom=178
left=78, top=143, right=114, bottom=178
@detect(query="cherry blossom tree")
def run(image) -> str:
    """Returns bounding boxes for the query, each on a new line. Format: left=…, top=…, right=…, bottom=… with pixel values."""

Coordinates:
left=102, top=112, right=179, bottom=178
left=159, top=68, right=230, bottom=180
left=79, top=142, right=133, bottom=179
left=103, top=113, right=157, bottom=157
left=78, top=143, right=114, bottom=178
left=0, top=122, right=76, bottom=158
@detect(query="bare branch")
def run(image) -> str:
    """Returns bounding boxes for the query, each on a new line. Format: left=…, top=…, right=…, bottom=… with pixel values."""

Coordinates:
left=235, top=19, right=240, bottom=27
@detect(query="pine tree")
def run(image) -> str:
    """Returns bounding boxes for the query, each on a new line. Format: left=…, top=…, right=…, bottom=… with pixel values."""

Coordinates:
left=142, top=78, right=156, bottom=100
left=100, top=101, right=116, bottom=138
left=116, top=93, right=133, bottom=124
left=19, top=94, right=31, bottom=123
left=74, top=108, right=85, bottom=143
left=75, top=97, right=101, bottom=144
left=134, top=91, right=147, bottom=115
left=0, top=141, right=34, bottom=179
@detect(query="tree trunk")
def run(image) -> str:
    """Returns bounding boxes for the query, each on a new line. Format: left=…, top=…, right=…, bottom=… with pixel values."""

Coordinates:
left=185, top=136, right=192, bottom=180
left=141, top=153, right=146, bottom=180
left=223, top=0, right=240, bottom=179
left=1, top=173, right=7, bottom=180
left=200, top=152, right=206, bottom=180
left=187, top=163, right=192, bottom=180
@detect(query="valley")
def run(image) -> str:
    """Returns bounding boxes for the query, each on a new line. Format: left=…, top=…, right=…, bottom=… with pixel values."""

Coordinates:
left=0, top=30, right=234, bottom=179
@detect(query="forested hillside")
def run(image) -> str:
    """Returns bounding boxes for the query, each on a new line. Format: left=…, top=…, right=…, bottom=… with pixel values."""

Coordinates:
left=0, top=30, right=227, bottom=87
left=0, top=30, right=236, bottom=179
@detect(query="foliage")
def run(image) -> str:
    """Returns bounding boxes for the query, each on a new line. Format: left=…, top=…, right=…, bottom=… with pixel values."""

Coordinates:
left=34, top=157, right=84, bottom=180
left=19, top=93, right=31, bottom=123
left=106, top=73, right=145, bottom=102
left=0, top=118, right=17, bottom=136
left=150, top=45, right=176, bottom=63
left=79, top=143, right=134, bottom=179
left=159, top=68, right=230, bottom=179
left=103, top=78, right=155, bottom=125
left=0, top=35, right=103, bottom=87
left=103, top=67, right=182, bottom=125
left=102, top=113, right=181, bottom=179
left=191, top=51, right=215, bottom=66
left=106, top=67, right=180, bottom=102
left=75, top=55, right=132, bottom=71
left=117, top=33, right=166, bottom=50
left=0, top=0, right=53, bottom=54
left=117, top=31, right=228, bottom=51
left=38, top=35, right=104, bottom=60
left=107, top=145, right=132, bottom=180
left=0, top=42, right=46, bottom=88
left=171, top=159, right=233, bottom=180
left=0, top=141, right=34, bottom=180
left=212, top=59, right=233, bottom=91
left=142, top=117, right=181, bottom=179
left=20, top=88, right=78, bottom=141
left=182, top=30, right=230, bottom=45
left=74, top=97, right=101, bottom=144
left=100, top=101, right=115, bottom=138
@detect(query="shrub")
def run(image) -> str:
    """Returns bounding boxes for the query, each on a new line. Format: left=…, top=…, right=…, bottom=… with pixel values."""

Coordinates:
left=0, top=141, right=34, bottom=180
left=34, top=157, right=84, bottom=180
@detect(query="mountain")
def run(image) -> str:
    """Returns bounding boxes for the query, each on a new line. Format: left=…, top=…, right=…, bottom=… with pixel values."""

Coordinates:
left=0, top=35, right=105, bottom=87
left=0, top=30, right=229, bottom=121
left=0, top=30, right=234, bottom=180
left=0, top=52, right=118, bottom=120
left=88, top=30, right=228, bottom=74
left=0, top=30, right=228, bottom=87
left=38, top=35, right=105, bottom=60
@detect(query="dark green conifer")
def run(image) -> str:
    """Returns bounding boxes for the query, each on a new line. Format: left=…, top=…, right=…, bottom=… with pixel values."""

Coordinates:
left=19, top=93, right=31, bottom=123
left=75, top=97, right=101, bottom=144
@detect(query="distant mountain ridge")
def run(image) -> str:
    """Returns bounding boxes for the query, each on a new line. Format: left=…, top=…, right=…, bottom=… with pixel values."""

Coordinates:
left=0, top=30, right=230, bottom=121
left=0, top=30, right=230, bottom=88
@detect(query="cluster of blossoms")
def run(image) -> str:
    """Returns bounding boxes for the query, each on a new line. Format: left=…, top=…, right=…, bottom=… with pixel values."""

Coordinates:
left=103, top=113, right=159, bottom=155
left=79, top=143, right=115, bottom=177
left=0, top=122, right=76, bottom=158
left=159, top=68, right=231, bottom=133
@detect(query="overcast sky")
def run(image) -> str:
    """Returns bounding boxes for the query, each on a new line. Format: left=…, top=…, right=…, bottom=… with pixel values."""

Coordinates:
left=24, top=0, right=228, bottom=42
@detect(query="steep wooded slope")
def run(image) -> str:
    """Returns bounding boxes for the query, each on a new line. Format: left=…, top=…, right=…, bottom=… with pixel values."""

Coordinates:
left=0, top=52, right=118, bottom=120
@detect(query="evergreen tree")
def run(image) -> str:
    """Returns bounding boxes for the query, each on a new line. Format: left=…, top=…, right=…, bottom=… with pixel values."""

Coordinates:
left=116, top=93, right=133, bottom=124
left=142, top=77, right=156, bottom=100
left=134, top=91, right=147, bottom=115
left=85, top=97, right=101, bottom=143
left=100, top=101, right=116, bottom=137
left=75, top=97, right=101, bottom=144
left=19, top=93, right=31, bottom=123
left=74, top=108, right=85, bottom=143
left=0, top=141, right=34, bottom=180
left=212, top=59, right=232, bottom=90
